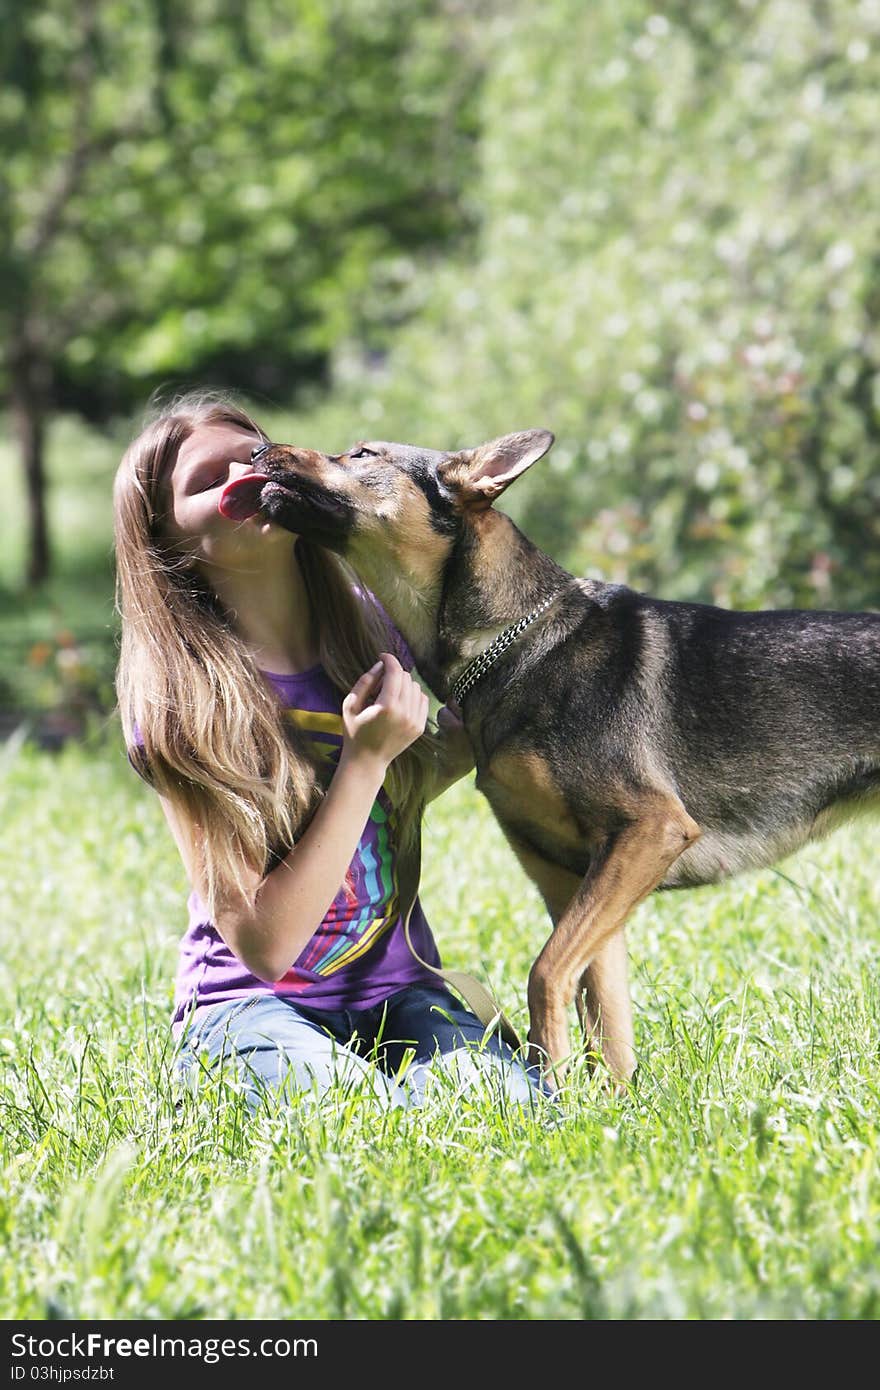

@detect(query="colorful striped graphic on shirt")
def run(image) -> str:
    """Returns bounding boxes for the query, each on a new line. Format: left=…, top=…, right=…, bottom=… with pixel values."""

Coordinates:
left=277, top=707, right=401, bottom=983
left=287, top=707, right=344, bottom=764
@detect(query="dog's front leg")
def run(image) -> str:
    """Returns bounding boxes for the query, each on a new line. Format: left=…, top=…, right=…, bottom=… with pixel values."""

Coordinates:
left=527, top=795, right=700, bottom=1086
left=575, top=929, right=635, bottom=1085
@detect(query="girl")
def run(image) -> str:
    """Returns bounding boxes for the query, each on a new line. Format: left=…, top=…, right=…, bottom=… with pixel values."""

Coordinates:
left=113, top=391, right=540, bottom=1110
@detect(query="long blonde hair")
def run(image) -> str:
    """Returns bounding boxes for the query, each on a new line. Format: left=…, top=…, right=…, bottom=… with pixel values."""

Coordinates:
left=113, top=389, right=436, bottom=916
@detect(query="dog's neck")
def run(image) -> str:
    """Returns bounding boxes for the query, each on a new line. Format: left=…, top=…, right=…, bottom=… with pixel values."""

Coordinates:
left=435, top=510, right=570, bottom=694
left=346, top=511, right=567, bottom=700
left=352, top=509, right=569, bottom=700
left=345, top=546, right=444, bottom=678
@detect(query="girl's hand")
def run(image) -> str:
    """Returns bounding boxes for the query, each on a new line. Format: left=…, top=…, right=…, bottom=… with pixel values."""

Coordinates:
left=341, top=652, right=429, bottom=774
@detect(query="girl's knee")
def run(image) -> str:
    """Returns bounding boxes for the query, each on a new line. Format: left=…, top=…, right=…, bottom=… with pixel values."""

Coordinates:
left=404, top=1044, right=540, bottom=1108
left=181, top=1039, right=407, bottom=1111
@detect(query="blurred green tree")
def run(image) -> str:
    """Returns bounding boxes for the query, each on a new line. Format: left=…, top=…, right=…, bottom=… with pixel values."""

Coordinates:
left=362, top=0, right=880, bottom=610
left=0, top=0, right=479, bottom=584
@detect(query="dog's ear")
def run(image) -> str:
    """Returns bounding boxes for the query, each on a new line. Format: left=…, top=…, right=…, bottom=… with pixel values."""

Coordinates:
left=440, top=430, right=554, bottom=505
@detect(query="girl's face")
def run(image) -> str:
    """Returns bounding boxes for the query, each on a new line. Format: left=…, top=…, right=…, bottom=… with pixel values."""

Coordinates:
left=164, top=422, right=295, bottom=572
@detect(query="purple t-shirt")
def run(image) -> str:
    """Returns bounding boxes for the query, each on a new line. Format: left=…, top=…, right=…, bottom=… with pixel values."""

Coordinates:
left=168, top=664, right=440, bottom=1031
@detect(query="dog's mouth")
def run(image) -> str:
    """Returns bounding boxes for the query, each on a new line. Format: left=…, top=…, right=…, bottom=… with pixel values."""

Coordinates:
left=219, top=466, right=354, bottom=543
left=218, top=473, right=274, bottom=522
left=218, top=472, right=305, bottom=523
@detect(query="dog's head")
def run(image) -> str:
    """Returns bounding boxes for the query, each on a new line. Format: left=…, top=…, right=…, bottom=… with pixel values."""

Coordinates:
left=218, top=430, right=555, bottom=583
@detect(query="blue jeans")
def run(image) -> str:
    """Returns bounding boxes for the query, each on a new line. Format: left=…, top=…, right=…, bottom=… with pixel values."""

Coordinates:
left=175, top=984, right=547, bottom=1110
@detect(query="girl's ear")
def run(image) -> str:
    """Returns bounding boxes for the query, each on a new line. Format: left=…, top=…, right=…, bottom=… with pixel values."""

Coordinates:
left=439, top=430, right=554, bottom=506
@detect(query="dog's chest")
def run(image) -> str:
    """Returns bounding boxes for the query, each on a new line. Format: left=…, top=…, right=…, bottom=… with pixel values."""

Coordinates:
left=475, top=750, right=595, bottom=868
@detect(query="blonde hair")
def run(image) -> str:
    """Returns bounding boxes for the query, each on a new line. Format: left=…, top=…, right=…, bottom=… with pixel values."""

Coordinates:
left=113, top=388, right=436, bottom=916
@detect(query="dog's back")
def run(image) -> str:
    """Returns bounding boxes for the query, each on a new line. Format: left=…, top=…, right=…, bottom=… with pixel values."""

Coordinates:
left=475, top=581, right=880, bottom=888
left=638, top=594, right=879, bottom=883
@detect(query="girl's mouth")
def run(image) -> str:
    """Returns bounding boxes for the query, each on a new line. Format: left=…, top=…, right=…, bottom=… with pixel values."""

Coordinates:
left=218, top=473, right=272, bottom=522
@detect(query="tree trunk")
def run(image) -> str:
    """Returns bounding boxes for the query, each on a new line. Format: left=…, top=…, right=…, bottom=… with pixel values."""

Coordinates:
left=9, top=341, right=51, bottom=587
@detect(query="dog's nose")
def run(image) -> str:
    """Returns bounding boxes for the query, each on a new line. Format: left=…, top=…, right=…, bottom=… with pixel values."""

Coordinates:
left=251, top=441, right=273, bottom=463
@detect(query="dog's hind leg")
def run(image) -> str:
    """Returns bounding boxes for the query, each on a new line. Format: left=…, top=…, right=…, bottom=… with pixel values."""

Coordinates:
left=575, top=930, right=635, bottom=1085
left=527, top=793, right=700, bottom=1085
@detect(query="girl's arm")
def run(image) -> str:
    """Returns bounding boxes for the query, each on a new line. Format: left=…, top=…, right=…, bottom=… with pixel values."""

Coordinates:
left=157, top=651, right=429, bottom=982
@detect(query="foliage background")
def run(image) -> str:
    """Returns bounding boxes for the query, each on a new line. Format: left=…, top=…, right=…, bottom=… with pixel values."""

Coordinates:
left=381, top=0, right=880, bottom=612
left=3, top=2, right=880, bottom=661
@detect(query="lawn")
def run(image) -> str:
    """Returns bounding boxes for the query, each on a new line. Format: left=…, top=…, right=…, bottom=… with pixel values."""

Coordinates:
left=2, top=730, right=878, bottom=1320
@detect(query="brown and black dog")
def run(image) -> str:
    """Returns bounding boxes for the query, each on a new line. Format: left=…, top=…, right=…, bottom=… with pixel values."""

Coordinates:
left=221, top=431, right=880, bottom=1086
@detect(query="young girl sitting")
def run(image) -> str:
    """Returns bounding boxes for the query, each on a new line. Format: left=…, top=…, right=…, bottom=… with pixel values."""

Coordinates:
left=113, top=391, right=541, bottom=1110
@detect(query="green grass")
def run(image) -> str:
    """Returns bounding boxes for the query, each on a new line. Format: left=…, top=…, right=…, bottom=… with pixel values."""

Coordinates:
left=3, top=411, right=879, bottom=1319
left=2, top=730, right=879, bottom=1320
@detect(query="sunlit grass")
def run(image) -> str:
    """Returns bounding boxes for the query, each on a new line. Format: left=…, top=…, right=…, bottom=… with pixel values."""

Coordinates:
left=2, top=733, right=879, bottom=1319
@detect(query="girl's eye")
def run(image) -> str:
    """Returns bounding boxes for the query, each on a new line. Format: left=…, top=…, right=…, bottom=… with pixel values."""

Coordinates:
left=200, top=463, right=242, bottom=489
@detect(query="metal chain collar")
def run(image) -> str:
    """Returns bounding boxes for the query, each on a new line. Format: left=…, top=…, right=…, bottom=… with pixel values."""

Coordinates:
left=450, top=589, right=563, bottom=706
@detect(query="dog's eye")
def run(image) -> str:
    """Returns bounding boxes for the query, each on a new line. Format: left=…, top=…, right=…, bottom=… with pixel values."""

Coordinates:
left=348, top=446, right=377, bottom=460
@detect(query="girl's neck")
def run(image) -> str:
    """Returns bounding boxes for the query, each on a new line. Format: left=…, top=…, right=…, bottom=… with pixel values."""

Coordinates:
left=204, top=541, right=320, bottom=676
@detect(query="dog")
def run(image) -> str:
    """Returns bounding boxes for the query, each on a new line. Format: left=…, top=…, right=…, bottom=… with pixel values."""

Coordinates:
left=220, top=431, right=880, bottom=1086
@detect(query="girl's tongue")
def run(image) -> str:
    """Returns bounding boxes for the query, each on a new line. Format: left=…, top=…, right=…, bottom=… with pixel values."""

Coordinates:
left=218, top=473, right=271, bottom=522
